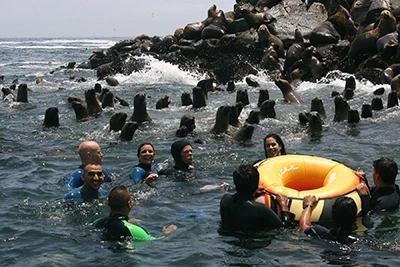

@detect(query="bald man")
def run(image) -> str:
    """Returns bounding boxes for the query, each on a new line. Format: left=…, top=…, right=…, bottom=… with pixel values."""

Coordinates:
left=64, top=140, right=112, bottom=190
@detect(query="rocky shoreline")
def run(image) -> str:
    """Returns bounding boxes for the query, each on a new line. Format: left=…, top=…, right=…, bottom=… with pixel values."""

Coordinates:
left=76, top=0, right=400, bottom=86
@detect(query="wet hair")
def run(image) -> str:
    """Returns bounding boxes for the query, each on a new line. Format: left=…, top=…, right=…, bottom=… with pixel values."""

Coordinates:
left=331, top=196, right=357, bottom=228
left=137, top=142, right=155, bottom=158
left=233, top=164, right=259, bottom=194
left=108, top=185, right=130, bottom=210
left=373, top=157, right=398, bottom=185
left=170, top=139, right=192, bottom=169
left=263, top=133, right=286, bottom=158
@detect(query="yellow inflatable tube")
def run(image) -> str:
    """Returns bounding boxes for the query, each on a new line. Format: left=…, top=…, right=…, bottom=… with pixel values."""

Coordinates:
left=255, top=155, right=362, bottom=224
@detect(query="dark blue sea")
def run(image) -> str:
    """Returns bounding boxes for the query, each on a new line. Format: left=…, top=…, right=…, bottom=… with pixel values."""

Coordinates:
left=1, top=37, right=400, bottom=266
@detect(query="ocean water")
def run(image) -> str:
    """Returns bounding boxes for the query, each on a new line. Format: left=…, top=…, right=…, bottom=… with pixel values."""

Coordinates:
left=1, top=38, right=400, bottom=266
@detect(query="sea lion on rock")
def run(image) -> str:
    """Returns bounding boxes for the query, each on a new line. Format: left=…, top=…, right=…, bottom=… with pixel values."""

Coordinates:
left=16, top=83, right=29, bottom=103
left=233, top=124, right=255, bottom=142
left=346, top=10, right=396, bottom=68
left=257, top=89, right=270, bottom=108
left=246, top=110, right=260, bottom=124
left=361, top=104, right=372, bottom=118
left=302, top=46, right=325, bottom=81
left=274, top=79, right=303, bottom=104
left=371, top=97, right=384, bottom=110
left=85, top=88, right=102, bottom=116
left=257, top=24, right=284, bottom=58
left=387, top=91, right=399, bottom=108
left=211, top=105, right=231, bottom=134
left=181, top=92, right=193, bottom=106
left=284, top=29, right=305, bottom=72
left=109, top=112, right=127, bottom=132
left=310, top=97, right=326, bottom=118
left=348, top=109, right=360, bottom=124
left=240, top=7, right=274, bottom=32
left=120, top=121, right=139, bottom=141
left=333, top=96, right=349, bottom=122
left=72, top=100, right=89, bottom=121
left=43, top=107, right=60, bottom=128
left=259, top=99, right=276, bottom=119
left=156, top=96, right=170, bottom=109
left=192, top=86, right=206, bottom=109
left=129, top=93, right=152, bottom=123
left=236, top=89, right=250, bottom=106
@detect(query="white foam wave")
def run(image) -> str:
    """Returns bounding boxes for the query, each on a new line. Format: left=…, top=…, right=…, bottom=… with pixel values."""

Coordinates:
left=116, top=55, right=207, bottom=85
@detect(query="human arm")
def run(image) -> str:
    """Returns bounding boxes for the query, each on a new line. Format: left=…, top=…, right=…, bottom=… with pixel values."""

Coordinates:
left=356, top=182, right=371, bottom=216
left=299, top=195, right=319, bottom=232
left=64, top=168, right=84, bottom=190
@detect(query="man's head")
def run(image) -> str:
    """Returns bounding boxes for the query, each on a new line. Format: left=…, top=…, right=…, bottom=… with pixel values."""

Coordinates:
left=78, top=140, right=103, bottom=165
left=81, top=163, right=104, bottom=191
left=373, top=157, right=398, bottom=186
left=332, top=196, right=357, bottom=228
left=108, top=185, right=132, bottom=212
left=171, top=140, right=193, bottom=169
left=233, top=164, right=259, bottom=194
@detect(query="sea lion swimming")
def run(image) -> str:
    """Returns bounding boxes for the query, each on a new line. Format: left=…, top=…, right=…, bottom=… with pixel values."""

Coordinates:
left=84, top=88, right=102, bottom=116
left=274, top=79, right=304, bottom=104
left=43, top=107, right=60, bottom=128
left=129, top=93, right=152, bottom=123
left=211, top=105, right=231, bottom=134
left=109, top=112, right=127, bottom=132
left=120, top=121, right=139, bottom=141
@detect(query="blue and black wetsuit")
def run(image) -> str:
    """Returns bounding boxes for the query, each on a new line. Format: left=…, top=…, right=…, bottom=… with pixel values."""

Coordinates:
left=130, top=163, right=158, bottom=183
left=64, top=165, right=112, bottom=190
left=63, top=187, right=108, bottom=200
left=93, top=213, right=162, bottom=241
left=219, top=192, right=294, bottom=232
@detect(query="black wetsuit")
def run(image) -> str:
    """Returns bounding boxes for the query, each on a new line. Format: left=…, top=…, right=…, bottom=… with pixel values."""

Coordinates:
left=362, top=185, right=400, bottom=212
left=304, top=225, right=357, bottom=245
left=219, top=192, right=294, bottom=232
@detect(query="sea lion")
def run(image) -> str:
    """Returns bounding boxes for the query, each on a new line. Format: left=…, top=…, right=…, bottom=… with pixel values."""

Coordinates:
left=84, top=88, right=102, bottom=116
left=181, top=92, right=193, bottom=106
left=228, top=105, right=241, bottom=128
left=390, top=74, right=400, bottom=94
left=236, top=89, right=250, bottom=106
left=94, top=83, right=102, bottom=93
left=345, top=76, right=356, bottom=90
left=310, top=97, right=326, bottom=118
left=197, top=78, right=216, bottom=100
left=298, top=112, right=310, bottom=124
left=240, top=7, right=274, bottom=31
left=176, top=125, right=190, bottom=138
left=257, top=24, right=284, bottom=58
left=179, top=114, right=196, bottom=133
left=346, top=10, right=396, bottom=66
left=245, top=76, right=260, bottom=87
left=342, top=88, right=354, bottom=100
left=226, top=81, right=235, bottom=92
left=259, top=99, right=276, bottom=119
left=284, top=29, right=305, bottom=71
left=202, top=23, right=226, bottom=39
left=308, top=111, right=323, bottom=133
left=211, top=105, right=231, bottom=134
left=333, top=96, right=349, bottom=122
left=257, top=89, right=270, bottom=108
left=246, top=110, right=260, bottom=124
left=233, top=124, right=255, bottom=142
left=71, top=100, right=89, bottom=122
left=361, top=104, right=372, bottom=118
left=302, top=46, right=325, bottom=81
left=129, top=93, right=152, bottom=123
left=373, top=87, right=385, bottom=95
left=376, top=32, right=398, bottom=56
left=156, top=96, right=170, bottom=109
left=120, top=121, right=139, bottom=141
left=348, top=109, right=360, bottom=124
left=67, top=95, right=84, bottom=104
left=43, top=107, right=60, bottom=128
left=192, top=86, right=206, bottom=109
left=16, top=83, right=29, bottom=103
left=387, top=91, right=399, bottom=108
left=105, top=77, right=120, bottom=87
left=109, top=112, right=127, bottom=132
left=115, top=96, right=130, bottom=106
left=2, top=88, right=13, bottom=99
left=274, top=79, right=304, bottom=104
left=371, top=97, right=384, bottom=111
left=101, top=91, right=115, bottom=108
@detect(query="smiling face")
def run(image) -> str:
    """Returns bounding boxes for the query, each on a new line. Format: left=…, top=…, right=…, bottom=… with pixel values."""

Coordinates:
left=82, top=163, right=104, bottom=191
left=265, top=137, right=282, bottom=158
left=180, top=145, right=193, bottom=166
left=138, top=144, right=155, bottom=166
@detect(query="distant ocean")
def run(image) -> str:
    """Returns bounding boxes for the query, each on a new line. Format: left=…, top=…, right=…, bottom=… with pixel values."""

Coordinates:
left=1, top=37, right=400, bottom=266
